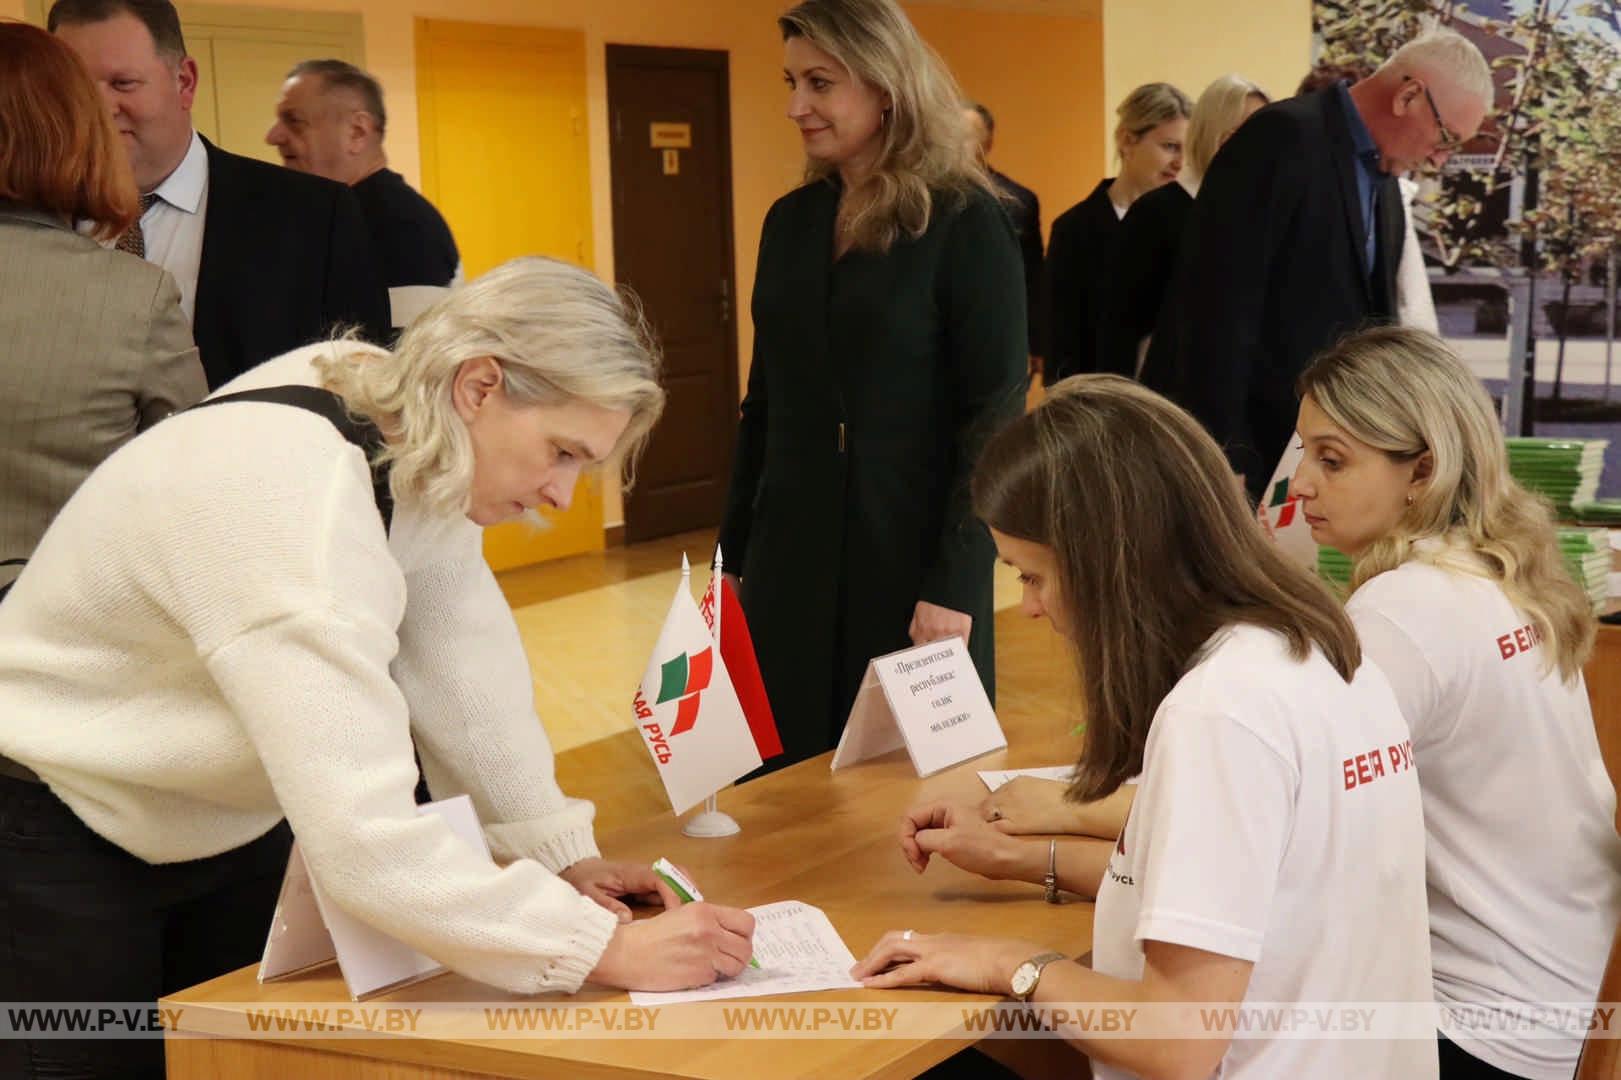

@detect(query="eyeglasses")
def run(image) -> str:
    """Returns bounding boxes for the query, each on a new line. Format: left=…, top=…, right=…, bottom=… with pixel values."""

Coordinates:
left=1411, top=77, right=1465, bottom=155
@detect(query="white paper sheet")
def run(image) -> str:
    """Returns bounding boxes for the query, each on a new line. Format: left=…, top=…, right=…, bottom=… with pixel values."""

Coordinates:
left=628, top=900, right=862, bottom=1005
left=977, top=765, right=1076, bottom=791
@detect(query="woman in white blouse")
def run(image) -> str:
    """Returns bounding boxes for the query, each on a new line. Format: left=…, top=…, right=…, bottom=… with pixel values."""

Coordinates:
left=1293, top=325, right=1620, bottom=1080
left=0, top=258, right=754, bottom=1080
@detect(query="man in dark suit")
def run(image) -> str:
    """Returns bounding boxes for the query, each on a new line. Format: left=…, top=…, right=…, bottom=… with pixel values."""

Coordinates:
left=51, top=0, right=389, bottom=389
left=1141, top=28, right=1492, bottom=498
left=965, top=103, right=1044, bottom=370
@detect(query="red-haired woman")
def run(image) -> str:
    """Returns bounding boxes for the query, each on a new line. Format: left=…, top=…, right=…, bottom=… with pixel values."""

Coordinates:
left=0, top=19, right=204, bottom=600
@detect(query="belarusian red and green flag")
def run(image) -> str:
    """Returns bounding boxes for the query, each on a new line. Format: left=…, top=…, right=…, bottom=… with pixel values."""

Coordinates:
left=633, top=561, right=763, bottom=814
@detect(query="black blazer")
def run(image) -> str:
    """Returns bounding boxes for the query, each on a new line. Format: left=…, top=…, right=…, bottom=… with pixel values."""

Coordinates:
left=1044, top=178, right=1122, bottom=384
left=194, top=138, right=390, bottom=388
left=1141, top=88, right=1404, bottom=494
left=1097, top=180, right=1193, bottom=378
left=990, top=169, right=1044, bottom=357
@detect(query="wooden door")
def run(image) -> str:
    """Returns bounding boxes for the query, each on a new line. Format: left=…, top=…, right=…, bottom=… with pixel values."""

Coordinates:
left=607, top=45, right=740, bottom=543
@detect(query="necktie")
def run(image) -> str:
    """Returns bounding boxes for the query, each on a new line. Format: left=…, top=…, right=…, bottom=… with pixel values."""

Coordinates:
left=114, top=193, right=159, bottom=258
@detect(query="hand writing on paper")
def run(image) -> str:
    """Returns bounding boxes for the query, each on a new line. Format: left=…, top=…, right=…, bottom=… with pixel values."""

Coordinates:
left=561, top=858, right=683, bottom=922
left=589, top=903, right=757, bottom=991
left=899, top=801, right=1031, bottom=882
left=851, top=931, right=1045, bottom=995
left=908, top=600, right=971, bottom=647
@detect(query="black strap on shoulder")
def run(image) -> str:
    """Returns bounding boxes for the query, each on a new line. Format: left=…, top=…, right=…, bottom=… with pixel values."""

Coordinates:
left=192, top=386, right=394, bottom=533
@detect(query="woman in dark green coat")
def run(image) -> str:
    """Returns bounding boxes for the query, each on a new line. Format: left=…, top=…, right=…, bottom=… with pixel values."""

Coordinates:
left=718, top=0, right=1027, bottom=769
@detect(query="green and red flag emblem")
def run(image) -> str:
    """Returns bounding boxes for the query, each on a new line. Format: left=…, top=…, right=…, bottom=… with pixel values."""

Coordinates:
left=657, top=647, right=713, bottom=735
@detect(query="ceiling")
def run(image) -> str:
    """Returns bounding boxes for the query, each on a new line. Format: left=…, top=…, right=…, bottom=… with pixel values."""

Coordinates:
left=911, top=0, right=1103, bottom=19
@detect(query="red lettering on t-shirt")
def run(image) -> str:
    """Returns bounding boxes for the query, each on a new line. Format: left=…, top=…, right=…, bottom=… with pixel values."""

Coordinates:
left=1343, top=740, right=1412, bottom=790
left=1497, top=622, right=1543, bottom=662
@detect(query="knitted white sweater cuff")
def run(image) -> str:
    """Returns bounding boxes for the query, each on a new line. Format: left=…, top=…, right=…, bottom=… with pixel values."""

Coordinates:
left=485, top=797, right=602, bottom=874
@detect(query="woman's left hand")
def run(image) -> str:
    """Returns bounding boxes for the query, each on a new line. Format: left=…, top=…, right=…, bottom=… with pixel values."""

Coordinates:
left=851, top=930, right=1047, bottom=994
left=559, top=858, right=684, bottom=922
left=909, top=601, right=972, bottom=647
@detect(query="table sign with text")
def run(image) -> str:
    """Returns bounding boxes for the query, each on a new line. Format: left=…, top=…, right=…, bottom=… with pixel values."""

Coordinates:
left=831, top=636, right=1006, bottom=777
left=258, top=794, right=488, bottom=1000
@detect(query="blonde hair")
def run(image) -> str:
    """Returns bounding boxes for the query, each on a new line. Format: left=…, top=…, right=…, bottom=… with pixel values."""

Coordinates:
left=1185, top=74, right=1269, bottom=184
left=1298, top=326, right=1594, bottom=680
left=1382, top=26, right=1494, bottom=111
left=972, top=375, right=1360, bottom=802
left=315, top=257, right=665, bottom=519
left=779, top=0, right=992, bottom=254
left=1113, top=81, right=1192, bottom=166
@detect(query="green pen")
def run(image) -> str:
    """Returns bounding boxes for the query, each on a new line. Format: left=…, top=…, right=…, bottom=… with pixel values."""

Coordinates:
left=652, top=857, right=760, bottom=969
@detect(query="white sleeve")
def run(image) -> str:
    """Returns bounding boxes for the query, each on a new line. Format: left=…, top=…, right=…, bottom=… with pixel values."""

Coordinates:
left=196, top=463, right=617, bottom=994
left=1132, top=706, right=1297, bottom=963
left=393, top=528, right=601, bottom=872
left=1347, top=603, right=1446, bottom=749
left=1396, top=181, right=1439, bottom=334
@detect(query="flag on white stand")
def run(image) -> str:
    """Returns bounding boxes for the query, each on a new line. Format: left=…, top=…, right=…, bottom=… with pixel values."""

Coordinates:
left=633, top=562, right=763, bottom=815
left=1257, top=440, right=1318, bottom=569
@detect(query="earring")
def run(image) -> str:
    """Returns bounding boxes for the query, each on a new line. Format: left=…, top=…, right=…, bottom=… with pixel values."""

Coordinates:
left=1405, top=493, right=1414, bottom=506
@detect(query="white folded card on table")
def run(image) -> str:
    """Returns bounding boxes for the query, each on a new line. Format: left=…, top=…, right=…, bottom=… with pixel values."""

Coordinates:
left=978, top=765, right=1076, bottom=790
left=831, top=636, right=1006, bottom=777
left=258, top=794, right=489, bottom=1000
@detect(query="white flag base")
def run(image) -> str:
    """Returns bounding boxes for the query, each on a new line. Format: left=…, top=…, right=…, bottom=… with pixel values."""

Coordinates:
left=683, top=793, right=742, bottom=838
left=682, top=809, right=742, bottom=837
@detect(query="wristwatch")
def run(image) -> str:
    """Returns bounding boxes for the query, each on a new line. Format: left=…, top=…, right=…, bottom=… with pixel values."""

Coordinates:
left=1009, top=951, right=1065, bottom=1003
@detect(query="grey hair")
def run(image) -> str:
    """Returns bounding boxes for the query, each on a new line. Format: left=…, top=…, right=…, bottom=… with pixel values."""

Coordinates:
left=1382, top=26, right=1494, bottom=111
left=1185, top=74, right=1269, bottom=184
left=315, top=257, right=665, bottom=520
left=287, top=58, right=387, bottom=136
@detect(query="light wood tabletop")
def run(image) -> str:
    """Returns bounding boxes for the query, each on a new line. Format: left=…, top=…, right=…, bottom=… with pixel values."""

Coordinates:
left=162, top=617, right=1621, bottom=1080
left=163, top=613, right=1097, bottom=1080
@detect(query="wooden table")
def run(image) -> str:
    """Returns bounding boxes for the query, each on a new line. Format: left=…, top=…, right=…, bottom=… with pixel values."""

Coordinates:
left=162, top=620, right=1621, bottom=1080
left=163, top=697, right=1095, bottom=1080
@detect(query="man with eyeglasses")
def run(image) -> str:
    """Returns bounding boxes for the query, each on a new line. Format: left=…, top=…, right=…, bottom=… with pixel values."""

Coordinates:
left=1141, top=27, right=1492, bottom=501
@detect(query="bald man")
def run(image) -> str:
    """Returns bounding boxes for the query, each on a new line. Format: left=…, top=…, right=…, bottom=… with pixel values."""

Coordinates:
left=268, top=59, right=461, bottom=329
left=1141, top=27, right=1492, bottom=498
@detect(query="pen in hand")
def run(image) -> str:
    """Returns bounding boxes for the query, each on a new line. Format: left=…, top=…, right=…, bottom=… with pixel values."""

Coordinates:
left=652, top=858, right=760, bottom=969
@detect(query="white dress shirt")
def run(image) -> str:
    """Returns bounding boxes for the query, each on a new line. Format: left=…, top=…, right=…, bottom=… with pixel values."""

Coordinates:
left=138, top=130, right=210, bottom=323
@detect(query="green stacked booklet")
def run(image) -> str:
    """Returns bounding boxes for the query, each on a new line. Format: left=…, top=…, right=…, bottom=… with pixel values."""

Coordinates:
left=1505, top=437, right=1607, bottom=516
left=1317, top=546, right=1353, bottom=591
left=1558, top=527, right=1613, bottom=611
left=1573, top=499, right=1621, bottom=526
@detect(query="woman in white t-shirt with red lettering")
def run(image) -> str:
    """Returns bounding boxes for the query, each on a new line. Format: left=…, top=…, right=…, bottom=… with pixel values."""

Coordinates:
left=1293, top=325, right=1621, bottom=1080
left=852, top=376, right=1436, bottom=1079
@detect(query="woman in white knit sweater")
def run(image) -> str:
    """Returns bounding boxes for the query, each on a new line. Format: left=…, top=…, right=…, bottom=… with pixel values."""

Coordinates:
left=0, top=257, right=755, bottom=1080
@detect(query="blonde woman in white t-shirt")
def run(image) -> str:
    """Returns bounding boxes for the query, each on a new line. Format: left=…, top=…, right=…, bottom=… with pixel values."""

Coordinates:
left=0, top=257, right=756, bottom=1080
left=1294, top=324, right=1620, bottom=1080
left=853, top=375, right=1436, bottom=1080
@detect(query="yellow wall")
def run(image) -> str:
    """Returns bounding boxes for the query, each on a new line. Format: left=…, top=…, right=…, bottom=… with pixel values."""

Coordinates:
left=908, top=4, right=1105, bottom=236
left=1101, top=0, right=1312, bottom=175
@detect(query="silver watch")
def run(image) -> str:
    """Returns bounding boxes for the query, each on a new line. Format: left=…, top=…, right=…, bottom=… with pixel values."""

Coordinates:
left=1009, top=951, right=1065, bottom=1002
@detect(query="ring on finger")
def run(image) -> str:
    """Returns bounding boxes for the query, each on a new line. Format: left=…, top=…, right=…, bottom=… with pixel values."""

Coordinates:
left=902, top=929, right=914, bottom=942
